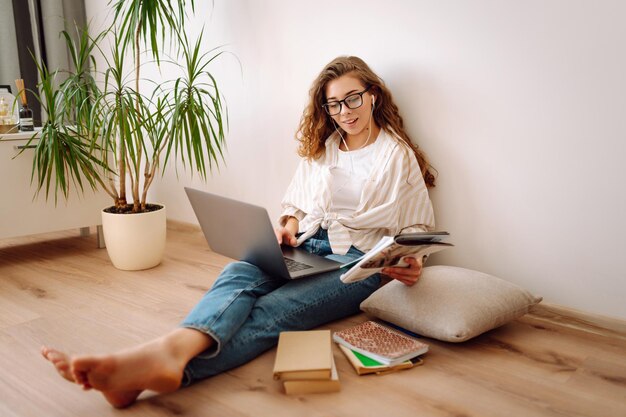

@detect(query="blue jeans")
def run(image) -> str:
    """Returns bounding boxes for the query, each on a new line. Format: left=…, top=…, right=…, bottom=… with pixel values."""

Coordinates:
left=179, top=228, right=381, bottom=385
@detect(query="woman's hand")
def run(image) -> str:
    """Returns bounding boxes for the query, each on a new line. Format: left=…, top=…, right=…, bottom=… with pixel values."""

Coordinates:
left=275, top=216, right=299, bottom=246
left=382, top=256, right=424, bottom=286
left=275, top=227, right=297, bottom=246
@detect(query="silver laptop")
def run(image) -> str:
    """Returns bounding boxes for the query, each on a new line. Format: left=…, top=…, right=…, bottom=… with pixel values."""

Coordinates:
left=185, top=188, right=343, bottom=279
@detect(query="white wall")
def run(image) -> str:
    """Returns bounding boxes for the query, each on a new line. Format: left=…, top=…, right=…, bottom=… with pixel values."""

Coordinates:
left=86, top=0, right=626, bottom=319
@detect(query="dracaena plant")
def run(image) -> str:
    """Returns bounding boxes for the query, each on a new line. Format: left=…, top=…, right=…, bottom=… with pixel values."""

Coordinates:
left=24, top=0, right=227, bottom=213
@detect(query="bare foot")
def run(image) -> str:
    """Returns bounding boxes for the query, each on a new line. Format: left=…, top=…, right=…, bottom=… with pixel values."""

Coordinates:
left=42, top=345, right=138, bottom=407
left=41, top=329, right=212, bottom=408
left=72, top=340, right=185, bottom=392
left=41, top=340, right=183, bottom=408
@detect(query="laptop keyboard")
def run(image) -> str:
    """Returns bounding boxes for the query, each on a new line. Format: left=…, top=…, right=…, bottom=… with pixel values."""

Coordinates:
left=284, top=257, right=314, bottom=272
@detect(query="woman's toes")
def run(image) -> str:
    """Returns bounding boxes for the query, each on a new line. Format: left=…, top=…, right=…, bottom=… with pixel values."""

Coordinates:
left=41, top=346, right=76, bottom=382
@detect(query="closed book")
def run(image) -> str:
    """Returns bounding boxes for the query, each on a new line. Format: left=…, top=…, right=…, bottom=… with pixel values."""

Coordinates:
left=273, top=330, right=332, bottom=381
left=283, top=355, right=340, bottom=395
left=338, top=345, right=421, bottom=375
left=333, top=321, right=429, bottom=366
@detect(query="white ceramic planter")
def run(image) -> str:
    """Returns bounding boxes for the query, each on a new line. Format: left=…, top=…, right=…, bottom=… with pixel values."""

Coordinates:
left=101, top=205, right=166, bottom=270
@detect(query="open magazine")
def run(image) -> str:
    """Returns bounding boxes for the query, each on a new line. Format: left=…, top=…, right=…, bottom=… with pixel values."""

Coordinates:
left=340, top=232, right=452, bottom=283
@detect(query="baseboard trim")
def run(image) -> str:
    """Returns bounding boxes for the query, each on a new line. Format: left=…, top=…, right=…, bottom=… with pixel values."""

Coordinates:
left=167, top=219, right=202, bottom=233
left=528, top=302, right=626, bottom=340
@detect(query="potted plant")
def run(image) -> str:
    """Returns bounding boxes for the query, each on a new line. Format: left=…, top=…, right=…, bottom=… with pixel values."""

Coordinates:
left=23, top=0, right=227, bottom=270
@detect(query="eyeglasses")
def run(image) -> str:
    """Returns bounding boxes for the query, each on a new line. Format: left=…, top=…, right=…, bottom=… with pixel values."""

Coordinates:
left=322, top=86, right=370, bottom=116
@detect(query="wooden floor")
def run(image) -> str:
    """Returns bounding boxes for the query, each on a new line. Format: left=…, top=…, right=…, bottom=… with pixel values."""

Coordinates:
left=1, top=223, right=625, bottom=417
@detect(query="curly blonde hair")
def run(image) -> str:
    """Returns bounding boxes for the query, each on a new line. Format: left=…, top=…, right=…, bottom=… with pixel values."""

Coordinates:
left=296, top=56, right=436, bottom=187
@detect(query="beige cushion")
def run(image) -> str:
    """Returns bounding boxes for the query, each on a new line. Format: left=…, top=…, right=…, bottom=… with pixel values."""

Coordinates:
left=360, top=265, right=542, bottom=342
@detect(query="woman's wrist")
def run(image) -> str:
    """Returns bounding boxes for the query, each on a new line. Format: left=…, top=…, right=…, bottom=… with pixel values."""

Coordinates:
left=285, top=216, right=299, bottom=236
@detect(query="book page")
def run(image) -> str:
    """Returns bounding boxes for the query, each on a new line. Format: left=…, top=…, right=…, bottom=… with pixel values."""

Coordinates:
left=340, top=242, right=451, bottom=283
left=361, top=244, right=432, bottom=268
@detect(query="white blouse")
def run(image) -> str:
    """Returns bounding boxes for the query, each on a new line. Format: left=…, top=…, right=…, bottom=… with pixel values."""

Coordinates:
left=279, top=129, right=435, bottom=255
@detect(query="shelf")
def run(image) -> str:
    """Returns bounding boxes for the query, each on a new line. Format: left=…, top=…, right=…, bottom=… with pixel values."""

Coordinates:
left=0, top=127, right=41, bottom=141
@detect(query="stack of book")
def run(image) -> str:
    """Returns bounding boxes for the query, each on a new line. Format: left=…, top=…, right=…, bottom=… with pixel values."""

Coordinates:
left=333, top=320, right=429, bottom=375
left=272, top=330, right=340, bottom=395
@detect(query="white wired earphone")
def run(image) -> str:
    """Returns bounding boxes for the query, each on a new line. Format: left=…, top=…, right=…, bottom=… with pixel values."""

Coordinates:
left=333, top=94, right=376, bottom=151
left=332, top=94, right=376, bottom=175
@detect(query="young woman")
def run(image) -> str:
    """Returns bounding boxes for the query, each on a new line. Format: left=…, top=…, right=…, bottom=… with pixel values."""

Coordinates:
left=41, top=56, right=436, bottom=408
